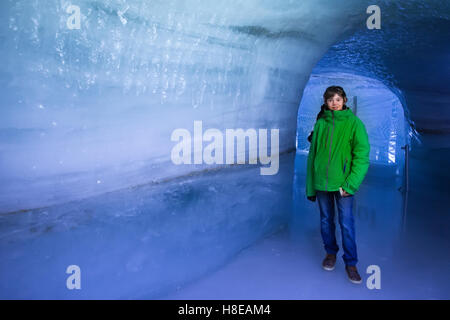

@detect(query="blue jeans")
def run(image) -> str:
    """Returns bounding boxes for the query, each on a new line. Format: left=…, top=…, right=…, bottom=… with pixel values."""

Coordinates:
left=316, top=190, right=358, bottom=266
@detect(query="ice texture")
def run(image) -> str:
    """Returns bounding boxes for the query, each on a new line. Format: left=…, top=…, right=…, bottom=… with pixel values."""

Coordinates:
left=0, top=0, right=449, bottom=299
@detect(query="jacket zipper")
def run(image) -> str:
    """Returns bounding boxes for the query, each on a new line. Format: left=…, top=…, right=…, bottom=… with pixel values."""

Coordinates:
left=325, top=111, right=335, bottom=191
left=343, top=158, right=347, bottom=173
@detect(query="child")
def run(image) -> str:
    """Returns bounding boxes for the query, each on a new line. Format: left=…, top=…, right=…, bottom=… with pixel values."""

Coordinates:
left=306, top=86, right=370, bottom=284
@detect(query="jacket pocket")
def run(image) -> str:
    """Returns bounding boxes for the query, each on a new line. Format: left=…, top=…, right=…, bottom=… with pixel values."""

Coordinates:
left=343, top=158, right=348, bottom=174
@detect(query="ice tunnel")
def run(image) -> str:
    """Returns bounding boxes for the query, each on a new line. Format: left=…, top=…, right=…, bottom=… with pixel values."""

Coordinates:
left=297, top=72, right=407, bottom=166
left=0, top=0, right=449, bottom=299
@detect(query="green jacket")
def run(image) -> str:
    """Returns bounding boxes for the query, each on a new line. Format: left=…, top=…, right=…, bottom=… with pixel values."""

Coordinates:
left=306, top=106, right=370, bottom=197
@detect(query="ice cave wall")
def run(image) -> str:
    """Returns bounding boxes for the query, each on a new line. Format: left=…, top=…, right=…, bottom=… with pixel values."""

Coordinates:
left=0, top=0, right=372, bottom=213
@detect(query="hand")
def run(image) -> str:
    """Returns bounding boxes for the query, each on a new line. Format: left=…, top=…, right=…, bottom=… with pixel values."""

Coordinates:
left=341, top=189, right=352, bottom=197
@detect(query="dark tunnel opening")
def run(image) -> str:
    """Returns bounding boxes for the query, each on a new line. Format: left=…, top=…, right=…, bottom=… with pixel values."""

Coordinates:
left=290, top=12, right=450, bottom=298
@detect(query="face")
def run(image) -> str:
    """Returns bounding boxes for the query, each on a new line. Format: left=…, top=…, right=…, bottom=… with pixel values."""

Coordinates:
left=326, top=94, right=346, bottom=111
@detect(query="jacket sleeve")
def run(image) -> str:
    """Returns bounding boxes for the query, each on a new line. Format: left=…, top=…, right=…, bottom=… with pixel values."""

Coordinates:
left=306, top=123, right=318, bottom=197
left=342, top=119, right=370, bottom=195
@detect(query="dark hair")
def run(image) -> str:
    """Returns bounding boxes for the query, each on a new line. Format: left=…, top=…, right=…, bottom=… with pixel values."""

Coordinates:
left=307, top=86, right=348, bottom=143
left=316, top=86, right=348, bottom=120
left=323, top=86, right=348, bottom=104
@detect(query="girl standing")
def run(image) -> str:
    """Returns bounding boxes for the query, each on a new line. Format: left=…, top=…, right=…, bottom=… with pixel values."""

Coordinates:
left=306, top=86, right=370, bottom=284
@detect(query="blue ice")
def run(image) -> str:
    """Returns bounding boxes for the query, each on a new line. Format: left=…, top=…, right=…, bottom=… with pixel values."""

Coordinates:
left=1, top=0, right=449, bottom=299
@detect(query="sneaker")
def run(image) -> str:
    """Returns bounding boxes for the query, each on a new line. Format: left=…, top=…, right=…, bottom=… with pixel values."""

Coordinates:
left=322, top=254, right=336, bottom=271
left=345, top=265, right=362, bottom=284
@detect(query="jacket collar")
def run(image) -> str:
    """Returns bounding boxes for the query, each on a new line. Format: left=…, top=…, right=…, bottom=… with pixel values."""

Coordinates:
left=322, top=105, right=353, bottom=121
